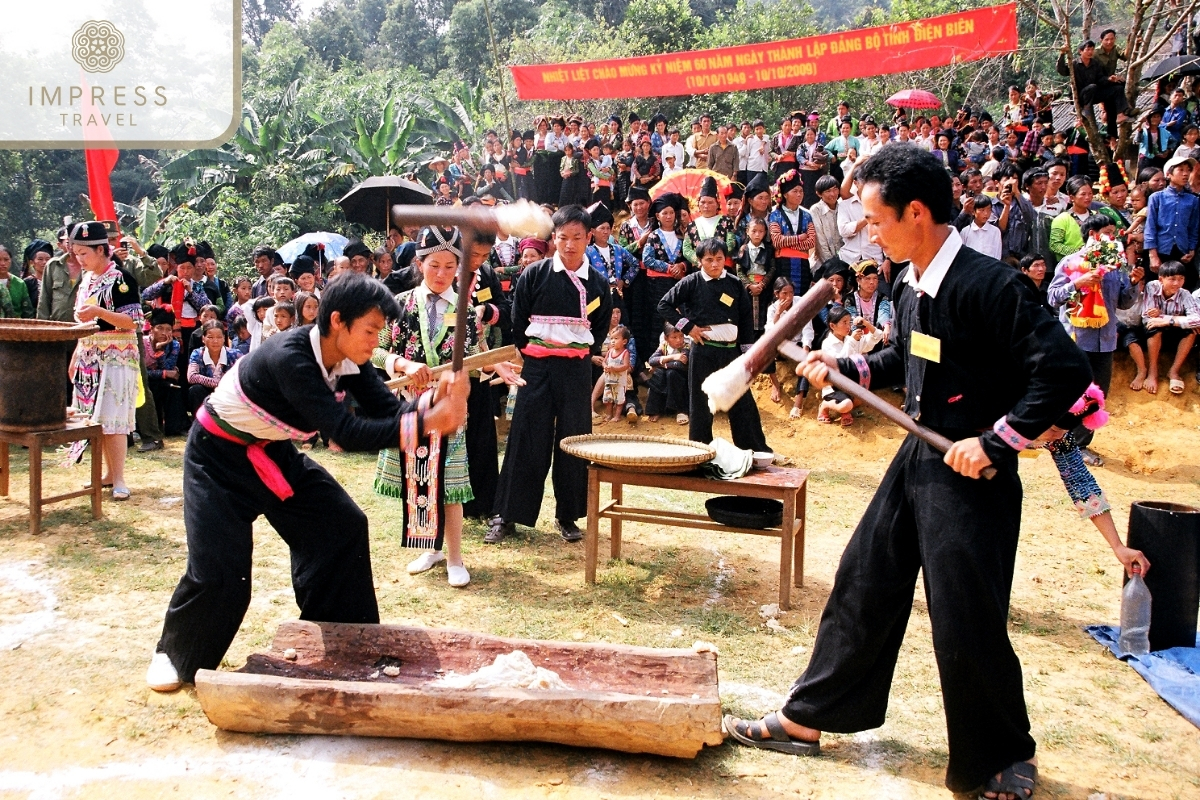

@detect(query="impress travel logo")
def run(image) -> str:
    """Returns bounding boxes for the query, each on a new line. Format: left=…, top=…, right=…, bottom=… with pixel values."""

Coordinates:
left=71, top=21, right=126, bottom=74
left=1, top=1, right=241, bottom=148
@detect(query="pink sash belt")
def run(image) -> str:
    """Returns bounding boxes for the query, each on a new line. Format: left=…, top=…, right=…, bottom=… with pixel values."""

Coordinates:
left=197, top=404, right=294, bottom=501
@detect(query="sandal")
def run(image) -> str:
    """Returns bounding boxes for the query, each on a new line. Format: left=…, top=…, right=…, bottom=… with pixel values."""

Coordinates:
left=1170, top=378, right=1185, bottom=395
left=816, top=410, right=833, bottom=424
left=111, top=487, right=131, bottom=501
left=839, top=415, right=854, bottom=427
left=723, top=712, right=820, bottom=756
left=980, top=760, right=1037, bottom=800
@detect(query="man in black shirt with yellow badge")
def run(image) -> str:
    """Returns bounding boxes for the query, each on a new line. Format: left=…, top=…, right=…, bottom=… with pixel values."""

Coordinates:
left=724, top=146, right=1091, bottom=800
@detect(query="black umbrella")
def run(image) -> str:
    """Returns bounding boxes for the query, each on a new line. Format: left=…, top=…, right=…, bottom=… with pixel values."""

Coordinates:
left=1142, top=55, right=1200, bottom=81
left=336, top=176, right=433, bottom=232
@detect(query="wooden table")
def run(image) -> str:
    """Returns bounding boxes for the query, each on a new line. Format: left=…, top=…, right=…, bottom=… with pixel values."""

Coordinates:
left=0, top=421, right=104, bottom=535
left=585, top=465, right=809, bottom=610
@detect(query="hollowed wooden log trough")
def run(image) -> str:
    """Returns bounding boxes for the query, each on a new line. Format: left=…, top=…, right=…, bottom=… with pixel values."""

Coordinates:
left=195, top=621, right=725, bottom=758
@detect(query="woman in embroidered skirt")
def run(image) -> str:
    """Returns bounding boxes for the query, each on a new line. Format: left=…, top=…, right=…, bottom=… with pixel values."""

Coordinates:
left=69, top=222, right=144, bottom=501
left=372, top=227, right=479, bottom=587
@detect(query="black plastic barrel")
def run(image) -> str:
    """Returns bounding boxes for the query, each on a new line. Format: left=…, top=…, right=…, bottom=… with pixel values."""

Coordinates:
left=1127, top=501, right=1200, bottom=651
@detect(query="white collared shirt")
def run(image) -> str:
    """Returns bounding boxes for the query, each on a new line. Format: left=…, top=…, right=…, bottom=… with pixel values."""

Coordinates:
left=309, top=322, right=360, bottom=390
left=661, top=141, right=685, bottom=167
left=746, top=134, right=771, bottom=172
left=837, top=194, right=883, bottom=262
left=525, top=254, right=594, bottom=348
left=202, top=346, right=231, bottom=368
left=552, top=252, right=590, bottom=279
left=903, top=227, right=962, bottom=298
left=961, top=221, right=1002, bottom=261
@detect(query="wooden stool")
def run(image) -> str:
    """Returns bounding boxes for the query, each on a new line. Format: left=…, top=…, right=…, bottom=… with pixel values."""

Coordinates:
left=0, top=421, right=104, bottom=535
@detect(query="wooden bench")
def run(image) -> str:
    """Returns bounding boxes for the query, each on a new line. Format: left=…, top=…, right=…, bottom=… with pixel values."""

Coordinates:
left=584, top=464, right=809, bottom=610
left=0, top=421, right=104, bottom=535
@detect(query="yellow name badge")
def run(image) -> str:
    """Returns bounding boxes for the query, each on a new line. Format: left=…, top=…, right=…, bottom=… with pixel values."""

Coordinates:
left=475, top=286, right=492, bottom=302
left=719, top=293, right=734, bottom=306
left=586, top=296, right=601, bottom=314
left=910, top=331, right=941, bottom=363
left=443, top=311, right=456, bottom=327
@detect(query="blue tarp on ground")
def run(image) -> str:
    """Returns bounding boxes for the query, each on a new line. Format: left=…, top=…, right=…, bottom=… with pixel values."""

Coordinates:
left=1085, top=625, right=1200, bottom=729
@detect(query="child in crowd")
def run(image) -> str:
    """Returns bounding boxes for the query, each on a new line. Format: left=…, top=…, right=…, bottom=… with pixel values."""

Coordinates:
left=964, top=130, right=989, bottom=165
left=186, top=319, right=240, bottom=415
left=645, top=323, right=689, bottom=424
left=765, top=277, right=815, bottom=416
left=144, top=307, right=186, bottom=437
left=294, top=291, right=320, bottom=327
left=1142, top=260, right=1200, bottom=394
left=962, top=195, right=1003, bottom=260
left=272, top=302, right=296, bottom=335
left=188, top=305, right=221, bottom=354
left=601, top=325, right=633, bottom=422
left=230, top=317, right=251, bottom=356
left=818, top=305, right=881, bottom=426
left=247, top=296, right=275, bottom=350
left=737, top=216, right=774, bottom=336
left=591, top=307, right=639, bottom=422
left=658, top=237, right=770, bottom=452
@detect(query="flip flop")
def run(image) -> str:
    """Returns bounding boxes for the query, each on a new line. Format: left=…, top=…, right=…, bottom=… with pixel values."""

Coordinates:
left=1170, top=378, right=1185, bottom=395
left=111, top=487, right=131, bottom=501
left=723, top=712, right=820, bottom=756
left=980, top=760, right=1037, bottom=800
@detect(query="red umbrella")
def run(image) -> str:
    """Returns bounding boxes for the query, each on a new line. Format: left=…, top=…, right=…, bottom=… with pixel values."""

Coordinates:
left=885, top=89, right=941, bottom=110
left=650, top=169, right=734, bottom=213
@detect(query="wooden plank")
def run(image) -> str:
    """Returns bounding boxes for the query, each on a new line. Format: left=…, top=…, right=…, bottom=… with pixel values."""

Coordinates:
left=602, top=508, right=793, bottom=539
left=40, top=488, right=96, bottom=505
left=194, top=621, right=723, bottom=759
left=593, top=465, right=809, bottom=492
left=28, top=441, right=41, bottom=536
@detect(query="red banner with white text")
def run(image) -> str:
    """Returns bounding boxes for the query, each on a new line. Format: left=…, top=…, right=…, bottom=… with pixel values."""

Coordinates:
left=510, top=3, right=1017, bottom=101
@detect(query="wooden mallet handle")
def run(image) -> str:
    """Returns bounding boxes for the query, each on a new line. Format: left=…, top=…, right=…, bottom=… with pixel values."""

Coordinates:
left=824, top=370, right=997, bottom=480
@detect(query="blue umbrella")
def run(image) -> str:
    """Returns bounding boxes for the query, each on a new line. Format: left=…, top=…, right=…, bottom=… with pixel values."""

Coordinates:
left=276, top=232, right=349, bottom=264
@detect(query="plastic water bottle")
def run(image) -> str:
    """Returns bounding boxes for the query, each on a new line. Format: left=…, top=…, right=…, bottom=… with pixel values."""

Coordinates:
left=1118, top=564, right=1152, bottom=655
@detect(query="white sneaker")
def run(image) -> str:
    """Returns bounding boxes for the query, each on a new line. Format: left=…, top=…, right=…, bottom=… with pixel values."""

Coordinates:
left=146, top=652, right=182, bottom=692
left=447, top=564, right=471, bottom=588
left=407, top=551, right=446, bottom=575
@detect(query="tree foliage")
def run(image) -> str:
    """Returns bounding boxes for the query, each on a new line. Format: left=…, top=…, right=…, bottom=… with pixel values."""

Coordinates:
left=6, top=0, right=1140, bottom=267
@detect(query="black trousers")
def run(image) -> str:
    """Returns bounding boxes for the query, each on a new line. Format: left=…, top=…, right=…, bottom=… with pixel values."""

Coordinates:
left=631, top=274, right=675, bottom=380
left=462, top=375, right=499, bottom=519
left=188, top=384, right=215, bottom=416
left=645, top=365, right=689, bottom=416
left=493, top=356, right=591, bottom=526
left=147, top=376, right=186, bottom=436
left=1073, top=350, right=1112, bottom=449
left=782, top=436, right=1034, bottom=793
left=156, top=424, right=379, bottom=682
left=688, top=342, right=769, bottom=451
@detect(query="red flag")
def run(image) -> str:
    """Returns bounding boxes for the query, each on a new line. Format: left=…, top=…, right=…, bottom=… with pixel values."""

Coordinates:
left=80, top=70, right=120, bottom=225
left=85, top=148, right=120, bottom=223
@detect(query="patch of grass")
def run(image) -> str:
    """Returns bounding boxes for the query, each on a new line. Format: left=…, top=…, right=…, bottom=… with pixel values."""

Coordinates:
left=691, top=606, right=753, bottom=637
left=1040, top=722, right=1080, bottom=749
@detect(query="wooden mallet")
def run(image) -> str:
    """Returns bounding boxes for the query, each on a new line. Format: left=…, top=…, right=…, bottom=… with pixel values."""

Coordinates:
left=701, top=279, right=836, bottom=413
left=391, top=200, right=553, bottom=370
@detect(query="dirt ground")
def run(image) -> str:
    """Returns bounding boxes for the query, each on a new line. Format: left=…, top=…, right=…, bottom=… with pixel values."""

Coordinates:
left=0, top=357, right=1197, bottom=800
